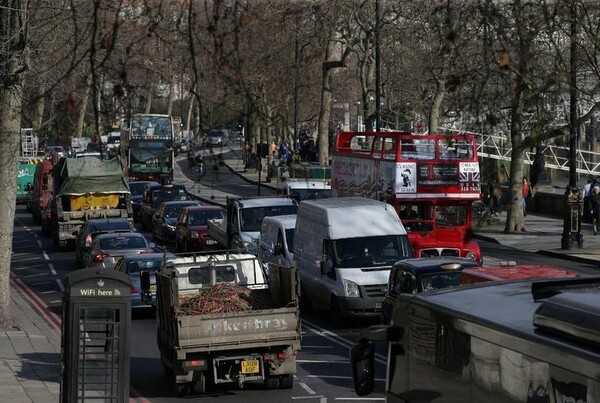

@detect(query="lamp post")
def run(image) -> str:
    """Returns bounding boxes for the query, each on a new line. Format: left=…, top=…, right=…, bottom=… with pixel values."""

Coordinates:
left=561, top=0, right=583, bottom=250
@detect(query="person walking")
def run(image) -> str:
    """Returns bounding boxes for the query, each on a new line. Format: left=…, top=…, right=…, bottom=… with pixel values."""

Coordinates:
left=583, top=177, right=593, bottom=223
left=522, top=177, right=532, bottom=216
left=590, top=186, right=600, bottom=235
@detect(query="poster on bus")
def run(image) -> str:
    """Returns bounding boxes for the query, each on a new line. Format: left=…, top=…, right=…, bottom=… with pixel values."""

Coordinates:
left=395, top=162, right=417, bottom=193
left=459, top=162, right=480, bottom=192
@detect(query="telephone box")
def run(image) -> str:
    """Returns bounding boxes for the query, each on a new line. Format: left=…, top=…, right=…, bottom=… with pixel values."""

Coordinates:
left=60, top=269, right=132, bottom=402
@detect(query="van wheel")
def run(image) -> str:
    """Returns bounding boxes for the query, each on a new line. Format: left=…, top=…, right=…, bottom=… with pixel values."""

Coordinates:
left=264, top=375, right=279, bottom=390
left=329, top=297, right=345, bottom=329
left=300, top=286, right=313, bottom=314
left=174, top=382, right=190, bottom=397
left=190, top=373, right=207, bottom=395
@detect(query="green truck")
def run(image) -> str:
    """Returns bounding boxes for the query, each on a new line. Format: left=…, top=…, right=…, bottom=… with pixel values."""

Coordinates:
left=17, top=160, right=38, bottom=205
left=51, top=156, right=132, bottom=250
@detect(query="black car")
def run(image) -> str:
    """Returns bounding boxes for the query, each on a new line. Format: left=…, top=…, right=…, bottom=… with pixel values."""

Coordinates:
left=75, top=218, right=136, bottom=267
left=151, top=200, right=201, bottom=244
left=129, top=180, right=153, bottom=222
left=382, top=257, right=481, bottom=324
left=139, top=182, right=189, bottom=230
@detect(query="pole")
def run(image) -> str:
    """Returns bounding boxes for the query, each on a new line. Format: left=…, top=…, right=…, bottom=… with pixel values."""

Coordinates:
left=561, top=0, right=582, bottom=249
left=293, top=13, right=300, bottom=151
left=375, top=0, right=381, bottom=132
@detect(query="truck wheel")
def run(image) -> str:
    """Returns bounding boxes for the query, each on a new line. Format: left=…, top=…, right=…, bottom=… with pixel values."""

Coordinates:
left=329, top=297, right=345, bottom=329
left=279, top=374, right=294, bottom=389
left=264, top=375, right=279, bottom=390
left=190, top=373, right=207, bottom=395
left=299, top=286, right=313, bottom=314
left=174, top=382, right=190, bottom=397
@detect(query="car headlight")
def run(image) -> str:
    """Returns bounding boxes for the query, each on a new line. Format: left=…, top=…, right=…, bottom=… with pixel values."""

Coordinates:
left=465, top=251, right=477, bottom=260
left=343, top=279, right=360, bottom=297
left=190, top=231, right=199, bottom=239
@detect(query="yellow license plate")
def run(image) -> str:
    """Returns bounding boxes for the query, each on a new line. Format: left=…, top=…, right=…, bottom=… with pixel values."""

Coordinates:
left=241, top=359, right=259, bottom=374
left=149, top=284, right=157, bottom=292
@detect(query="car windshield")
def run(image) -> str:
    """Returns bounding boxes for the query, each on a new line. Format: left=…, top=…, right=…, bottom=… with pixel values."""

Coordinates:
left=164, top=205, right=187, bottom=218
left=334, top=235, right=413, bottom=268
left=100, top=236, right=146, bottom=250
left=420, top=272, right=462, bottom=291
left=188, top=210, right=224, bottom=226
left=127, top=259, right=161, bottom=274
left=240, top=205, right=298, bottom=232
left=152, top=187, right=187, bottom=207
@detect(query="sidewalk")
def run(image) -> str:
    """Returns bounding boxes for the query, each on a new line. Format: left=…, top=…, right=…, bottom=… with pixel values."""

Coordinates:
left=5, top=150, right=600, bottom=403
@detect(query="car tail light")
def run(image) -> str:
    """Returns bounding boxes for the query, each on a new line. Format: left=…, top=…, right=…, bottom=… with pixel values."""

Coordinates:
left=129, top=285, right=137, bottom=294
left=277, top=352, right=286, bottom=360
left=139, top=250, right=154, bottom=254
left=93, top=253, right=110, bottom=263
left=84, top=234, right=92, bottom=247
left=190, top=231, right=199, bottom=239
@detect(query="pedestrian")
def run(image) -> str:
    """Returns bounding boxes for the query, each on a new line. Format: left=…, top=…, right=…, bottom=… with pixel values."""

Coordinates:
left=279, top=140, right=290, bottom=166
left=522, top=177, right=532, bottom=216
left=583, top=177, right=593, bottom=223
left=590, top=186, right=600, bottom=235
left=488, top=181, right=499, bottom=217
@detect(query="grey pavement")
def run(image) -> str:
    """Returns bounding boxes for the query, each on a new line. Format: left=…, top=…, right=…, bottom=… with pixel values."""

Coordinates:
left=4, top=146, right=600, bottom=403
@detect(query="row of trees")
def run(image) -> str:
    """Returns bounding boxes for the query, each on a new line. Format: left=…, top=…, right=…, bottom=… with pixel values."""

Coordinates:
left=1, top=0, right=600, bottom=328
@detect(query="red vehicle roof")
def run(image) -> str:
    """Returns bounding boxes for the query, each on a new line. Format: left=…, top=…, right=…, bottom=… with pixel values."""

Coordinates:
left=462, top=264, right=578, bottom=282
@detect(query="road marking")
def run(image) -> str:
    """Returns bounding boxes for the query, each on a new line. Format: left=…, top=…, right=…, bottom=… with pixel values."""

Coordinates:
left=40, top=290, right=58, bottom=294
left=334, top=398, right=385, bottom=401
left=42, top=251, right=50, bottom=261
left=298, top=381, right=316, bottom=395
left=11, top=256, right=46, bottom=262
left=24, top=273, right=48, bottom=278
left=48, top=263, right=57, bottom=275
left=301, top=345, right=334, bottom=349
left=12, top=263, right=48, bottom=270
left=37, top=240, right=43, bottom=248
left=291, top=396, right=325, bottom=400
left=56, top=279, right=64, bottom=292
left=49, top=300, right=61, bottom=304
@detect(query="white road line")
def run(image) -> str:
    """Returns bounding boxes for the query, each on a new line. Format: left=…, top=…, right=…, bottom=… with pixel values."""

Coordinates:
left=12, top=264, right=48, bottom=270
left=334, top=398, right=385, bottom=401
left=42, top=251, right=50, bottom=261
left=48, top=300, right=62, bottom=304
left=37, top=240, right=43, bottom=248
left=40, top=290, right=58, bottom=294
left=298, top=381, right=316, bottom=395
left=302, top=374, right=386, bottom=382
left=49, top=263, right=57, bottom=275
left=56, top=279, right=65, bottom=292
left=31, top=282, right=53, bottom=286
left=301, top=345, right=334, bottom=349
left=11, top=256, right=45, bottom=262
left=291, top=396, right=325, bottom=400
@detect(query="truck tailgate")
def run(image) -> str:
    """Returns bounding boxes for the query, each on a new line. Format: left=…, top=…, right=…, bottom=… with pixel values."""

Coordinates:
left=176, top=307, right=300, bottom=349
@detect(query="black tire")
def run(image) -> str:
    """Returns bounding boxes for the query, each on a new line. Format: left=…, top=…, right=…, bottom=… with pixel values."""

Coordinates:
left=174, top=382, right=189, bottom=397
left=190, top=372, right=208, bottom=395
left=299, top=285, right=313, bottom=314
left=279, top=374, right=294, bottom=389
left=329, top=297, right=346, bottom=329
left=264, top=375, right=279, bottom=390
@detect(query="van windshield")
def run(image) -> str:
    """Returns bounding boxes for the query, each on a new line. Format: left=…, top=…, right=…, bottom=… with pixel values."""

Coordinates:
left=334, top=235, right=413, bottom=268
left=240, top=205, right=298, bottom=232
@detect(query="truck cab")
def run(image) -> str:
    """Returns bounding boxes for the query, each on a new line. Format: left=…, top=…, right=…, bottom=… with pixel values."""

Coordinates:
left=281, top=178, right=331, bottom=203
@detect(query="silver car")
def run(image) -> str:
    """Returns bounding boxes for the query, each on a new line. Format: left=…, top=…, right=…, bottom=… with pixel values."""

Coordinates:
left=82, top=232, right=155, bottom=269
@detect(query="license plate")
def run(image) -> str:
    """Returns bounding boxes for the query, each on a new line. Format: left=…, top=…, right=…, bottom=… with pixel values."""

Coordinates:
left=241, top=359, right=259, bottom=374
left=149, top=284, right=157, bottom=292
left=206, top=239, right=217, bottom=245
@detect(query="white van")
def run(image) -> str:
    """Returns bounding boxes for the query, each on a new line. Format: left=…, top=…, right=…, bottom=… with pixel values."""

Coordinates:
left=294, top=197, right=413, bottom=327
left=259, top=215, right=296, bottom=268
left=281, top=178, right=331, bottom=202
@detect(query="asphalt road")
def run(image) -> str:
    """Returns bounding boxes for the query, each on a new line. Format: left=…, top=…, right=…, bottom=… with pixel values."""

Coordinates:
left=10, top=151, right=600, bottom=401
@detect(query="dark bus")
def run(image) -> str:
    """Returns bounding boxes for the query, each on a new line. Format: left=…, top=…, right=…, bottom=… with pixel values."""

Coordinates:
left=351, top=276, right=600, bottom=402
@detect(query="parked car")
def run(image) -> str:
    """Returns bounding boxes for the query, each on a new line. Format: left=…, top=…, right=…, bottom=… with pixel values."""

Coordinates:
left=114, top=252, right=175, bottom=310
left=174, top=205, right=225, bottom=253
left=139, top=181, right=189, bottom=230
left=81, top=232, right=153, bottom=270
left=75, top=218, right=136, bottom=267
left=151, top=200, right=202, bottom=245
left=128, top=180, right=153, bottom=222
left=382, top=257, right=481, bottom=324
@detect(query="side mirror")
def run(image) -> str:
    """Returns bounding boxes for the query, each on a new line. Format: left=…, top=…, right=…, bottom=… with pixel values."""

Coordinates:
left=273, top=244, right=283, bottom=256
left=350, top=338, right=375, bottom=396
left=149, top=242, right=156, bottom=250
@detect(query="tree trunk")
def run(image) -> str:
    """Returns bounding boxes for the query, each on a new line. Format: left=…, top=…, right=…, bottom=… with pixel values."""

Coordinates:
left=76, top=77, right=91, bottom=137
left=167, top=74, right=175, bottom=116
left=32, top=86, right=45, bottom=134
left=0, top=0, right=29, bottom=330
left=318, top=67, right=333, bottom=166
left=429, top=78, right=445, bottom=134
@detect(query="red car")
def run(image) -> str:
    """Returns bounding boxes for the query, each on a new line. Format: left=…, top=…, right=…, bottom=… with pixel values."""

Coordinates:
left=174, top=205, right=225, bottom=253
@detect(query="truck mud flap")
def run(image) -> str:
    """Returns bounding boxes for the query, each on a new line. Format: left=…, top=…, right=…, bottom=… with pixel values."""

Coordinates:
left=213, top=353, right=264, bottom=387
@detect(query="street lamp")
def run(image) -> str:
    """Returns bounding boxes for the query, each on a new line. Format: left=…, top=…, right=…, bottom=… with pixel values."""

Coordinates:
left=561, top=0, right=583, bottom=250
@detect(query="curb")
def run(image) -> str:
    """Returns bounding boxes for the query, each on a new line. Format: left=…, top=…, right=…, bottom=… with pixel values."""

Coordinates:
left=222, top=163, right=279, bottom=192
left=537, top=250, right=600, bottom=266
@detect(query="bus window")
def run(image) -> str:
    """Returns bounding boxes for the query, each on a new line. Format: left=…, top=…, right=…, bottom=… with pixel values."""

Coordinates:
left=440, top=139, right=473, bottom=159
left=436, top=205, right=467, bottom=226
left=383, top=137, right=397, bottom=160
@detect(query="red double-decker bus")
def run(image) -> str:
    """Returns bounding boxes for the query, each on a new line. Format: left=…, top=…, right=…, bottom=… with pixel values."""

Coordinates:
left=332, top=131, right=481, bottom=263
left=120, top=113, right=175, bottom=182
